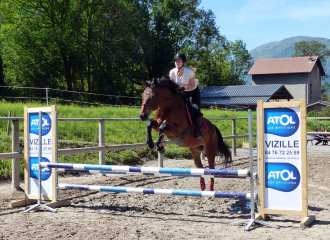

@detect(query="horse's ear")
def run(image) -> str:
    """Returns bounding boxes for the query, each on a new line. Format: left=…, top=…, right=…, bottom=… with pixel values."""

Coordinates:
left=143, top=80, right=147, bottom=88
left=153, top=78, right=158, bottom=86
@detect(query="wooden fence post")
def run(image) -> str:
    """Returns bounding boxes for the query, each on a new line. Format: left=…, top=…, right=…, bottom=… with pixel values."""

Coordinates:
left=7, top=111, right=11, bottom=136
left=12, top=120, right=20, bottom=190
left=232, top=119, right=236, bottom=156
left=99, top=120, right=105, bottom=165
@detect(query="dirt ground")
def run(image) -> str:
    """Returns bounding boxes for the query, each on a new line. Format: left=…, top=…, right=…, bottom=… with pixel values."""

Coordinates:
left=0, top=149, right=329, bottom=239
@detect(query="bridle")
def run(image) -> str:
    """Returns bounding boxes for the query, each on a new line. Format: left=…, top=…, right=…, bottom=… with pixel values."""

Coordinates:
left=142, top=86, right=177, bottom=111
left=142, top=86, right=160, bottom=111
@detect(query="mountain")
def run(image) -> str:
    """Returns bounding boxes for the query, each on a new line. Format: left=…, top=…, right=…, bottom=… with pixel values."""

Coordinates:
left=245, top=36, right=330, bottom=85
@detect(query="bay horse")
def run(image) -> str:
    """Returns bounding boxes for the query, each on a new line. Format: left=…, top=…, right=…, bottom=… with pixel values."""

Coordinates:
left=139, top=78, right=232, bottom=191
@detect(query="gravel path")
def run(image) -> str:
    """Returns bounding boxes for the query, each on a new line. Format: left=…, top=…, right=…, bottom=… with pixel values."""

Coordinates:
left=0, top=147, right=329, bottom=239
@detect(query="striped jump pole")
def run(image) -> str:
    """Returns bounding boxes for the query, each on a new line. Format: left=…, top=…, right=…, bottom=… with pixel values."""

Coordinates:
left=41, top=162, right=250, bottom=178
left=57, top=168, right=248, bottom=179
left=58, top=184, right=257, bottom=199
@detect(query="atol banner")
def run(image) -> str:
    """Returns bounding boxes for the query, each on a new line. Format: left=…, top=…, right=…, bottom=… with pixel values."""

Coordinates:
left=26, top=107, right=56, bottom=199
left=263, top=107, right=301, bottom=210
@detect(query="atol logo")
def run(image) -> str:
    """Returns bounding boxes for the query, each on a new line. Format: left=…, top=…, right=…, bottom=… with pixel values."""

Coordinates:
left=264, top=108, right=299, bottom=137
left=30, top=157, right=52, bottom=181
left=265, top=162, right=300, bottom=192
left=29, top=113, right=51, bottom=136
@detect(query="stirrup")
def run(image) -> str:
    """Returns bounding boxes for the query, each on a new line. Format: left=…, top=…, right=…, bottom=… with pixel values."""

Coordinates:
left=196, top=132, right=203, bottom=140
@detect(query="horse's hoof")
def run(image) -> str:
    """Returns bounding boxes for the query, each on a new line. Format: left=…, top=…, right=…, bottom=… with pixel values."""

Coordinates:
left=209, top=179, right=214, bottom=191
left=200, top=177, right=206, bottom=191
left=158, top=147, right=165, bottom=155
left=148, top=143, right=156, bottom=151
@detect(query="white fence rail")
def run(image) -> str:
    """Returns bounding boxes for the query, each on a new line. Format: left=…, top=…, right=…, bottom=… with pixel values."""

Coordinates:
left=0, top=116, right=257, bottom=190
left=0, top=85, right=140, bottom=106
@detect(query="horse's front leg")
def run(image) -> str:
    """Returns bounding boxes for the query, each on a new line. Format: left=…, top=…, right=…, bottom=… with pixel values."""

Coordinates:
left=154, top=123, right=168, bottom=154
left=146, top=120, right=157, bottom=150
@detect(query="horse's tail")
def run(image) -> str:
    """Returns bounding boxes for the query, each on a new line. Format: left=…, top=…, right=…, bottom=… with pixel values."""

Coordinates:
left=214, top=125, right=232, bottom=167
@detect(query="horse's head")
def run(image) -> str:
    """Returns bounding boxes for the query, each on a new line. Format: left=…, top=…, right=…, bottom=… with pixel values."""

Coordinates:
left=139, top=79, right=160, bottom=121
left=139, top=78, right=177, bottom=121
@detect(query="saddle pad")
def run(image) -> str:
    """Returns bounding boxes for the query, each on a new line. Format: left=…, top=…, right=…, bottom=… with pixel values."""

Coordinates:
left=202, top=118, right=208, bottom=132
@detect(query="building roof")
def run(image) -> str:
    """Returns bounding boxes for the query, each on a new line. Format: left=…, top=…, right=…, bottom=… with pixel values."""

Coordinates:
left=307, top=100, right=330, bottom=108
left=247, top=56, right=326, bottom=76
left=200, top=84, right=293, bottom=106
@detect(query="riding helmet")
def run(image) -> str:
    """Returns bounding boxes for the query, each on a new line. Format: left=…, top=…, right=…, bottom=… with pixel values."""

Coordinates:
left=173, top=53, right=186, bottom=63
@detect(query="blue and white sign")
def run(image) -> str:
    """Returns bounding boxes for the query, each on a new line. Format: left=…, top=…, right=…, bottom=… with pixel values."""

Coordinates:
left=264, top=108, right=299, bottom=137
left=29, top=112, right=52, bottom=136
left=264, top=108, right=302, bottom=210
left=30, top=157, right=52, bottom=181
left=27, top=108, right=55, bottom=197
left=265, top=162, right=300, bottom=192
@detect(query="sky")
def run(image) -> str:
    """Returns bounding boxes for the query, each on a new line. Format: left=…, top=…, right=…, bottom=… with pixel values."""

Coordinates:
left=198, top=0, right=330, bottom=51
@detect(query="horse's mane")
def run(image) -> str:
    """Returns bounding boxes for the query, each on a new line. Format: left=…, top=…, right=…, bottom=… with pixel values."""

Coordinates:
left=145, top=77, right=179, bottom=95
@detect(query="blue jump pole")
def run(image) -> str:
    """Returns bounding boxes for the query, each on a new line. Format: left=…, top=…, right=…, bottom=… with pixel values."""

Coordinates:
left=57, top=168, right=248, bottom=179
left=41, top=162, right=250, bottom=177
left=58, top=184, right=257, bottom=199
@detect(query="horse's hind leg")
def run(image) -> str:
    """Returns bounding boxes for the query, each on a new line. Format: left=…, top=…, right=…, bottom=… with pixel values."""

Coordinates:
left=205, top=141, right=217, bottom=191
left=189, top=147, right=205, bottom=191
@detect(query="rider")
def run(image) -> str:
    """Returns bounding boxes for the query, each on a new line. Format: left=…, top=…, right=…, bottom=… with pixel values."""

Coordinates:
left=169, top=53, right=203, bottom=140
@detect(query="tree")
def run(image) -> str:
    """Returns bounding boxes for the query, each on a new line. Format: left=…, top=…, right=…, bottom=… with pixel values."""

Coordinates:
left=0, top=54, right=4, bottom=96
left=222, top=40, right=254, bottom=85
left=292, top=40, right=330, bottom=65
left=0, top=0, right=83, bottom=93
left=188, top=39, right=253, bottom=86
left=321, top=82, right=330, bottom=101
left=0, top=0, right=249, bottom=104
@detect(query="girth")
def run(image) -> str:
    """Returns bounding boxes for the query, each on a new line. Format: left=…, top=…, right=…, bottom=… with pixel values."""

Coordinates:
left=166, top=125, right=193, bottom=146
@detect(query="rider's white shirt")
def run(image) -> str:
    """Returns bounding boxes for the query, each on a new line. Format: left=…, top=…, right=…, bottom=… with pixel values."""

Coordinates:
left=169, top=67, right=198, bottom=91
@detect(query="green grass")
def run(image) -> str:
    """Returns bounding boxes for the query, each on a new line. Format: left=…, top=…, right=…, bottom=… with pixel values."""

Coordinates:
left=2, top=100, right=327, bottom=180
left=0, top=136, right=24, bottom=180
left=0, top=100, right=255, bottom=180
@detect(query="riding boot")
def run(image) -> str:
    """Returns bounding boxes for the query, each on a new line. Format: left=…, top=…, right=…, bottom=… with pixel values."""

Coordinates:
left=196, top=116, right=203, bottom=140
